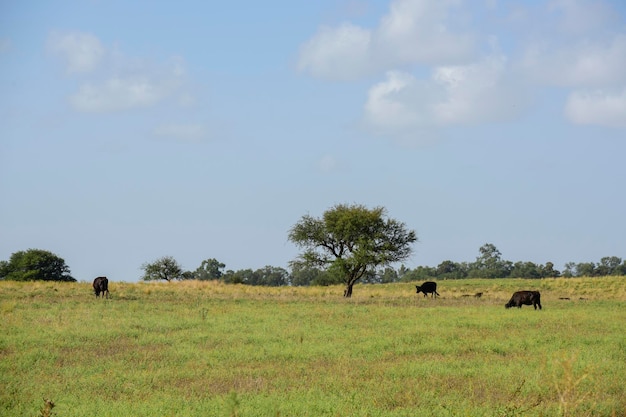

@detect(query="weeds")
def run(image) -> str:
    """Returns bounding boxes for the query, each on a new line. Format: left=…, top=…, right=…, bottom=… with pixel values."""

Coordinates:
left=37, top=399, right=55, bottom=417
left=553, top=353, right=591, bottom=417
left=495, top=380, right=543, bottom=417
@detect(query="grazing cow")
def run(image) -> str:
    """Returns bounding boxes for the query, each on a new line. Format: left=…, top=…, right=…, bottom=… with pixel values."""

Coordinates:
left=93, top=276, right=109, bottom=299
left=416, top=281, right=440, bottom=298
left=505, top=290, right=541, bottom=310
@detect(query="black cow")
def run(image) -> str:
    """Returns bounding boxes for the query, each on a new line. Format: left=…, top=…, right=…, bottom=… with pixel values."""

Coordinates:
left=505, top=290, right=541, bottom=310
left=93, top=276, right=109, bottom=299
left=416, top=281, right=440, bottom=298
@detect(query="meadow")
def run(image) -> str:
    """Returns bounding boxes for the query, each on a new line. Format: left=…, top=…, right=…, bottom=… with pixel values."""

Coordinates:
left=1, top=277, right=625, bottom=416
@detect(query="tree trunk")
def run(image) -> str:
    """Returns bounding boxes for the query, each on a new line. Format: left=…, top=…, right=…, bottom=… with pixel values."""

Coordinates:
left=343, top=283, right=353, bottom=298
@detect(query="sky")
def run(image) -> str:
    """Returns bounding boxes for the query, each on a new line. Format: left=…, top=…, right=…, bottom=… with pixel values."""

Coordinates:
left=1, top=0, right=625, bottom=282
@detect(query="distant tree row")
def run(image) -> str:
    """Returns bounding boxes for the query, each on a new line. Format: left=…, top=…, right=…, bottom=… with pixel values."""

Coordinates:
left=1, top=245, right=624, bottom=287
left=140, top=256, right=291, bottom=286
left=2, top=206, right=624, bottom=293
left=402, top=244, right=626, bottom=281
left=140, top=243, right=625, bottom=289
left=140, top=255, right=343, bottom=286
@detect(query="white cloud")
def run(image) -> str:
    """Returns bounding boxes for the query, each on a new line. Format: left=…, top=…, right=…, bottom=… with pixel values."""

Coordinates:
left=48, top=31, right=189, bottom=113
left=301, top=0, right=626, bottom=140
left=374, top=0, right=473, bottom=65
left=47, top=31, right=105, bottom=74
left=523, top=34, right=626, bottom=88
left=363, top=54, right=525, bottom=138
left=298, top=0, right=474, bottom=80
left=565, top=89, right=626, bottom=127
left=518, top=1, right=626, bottom=129
left=153, top=123, right=208, bottom=142
left=69, top=76, right=179, bottom=112
left=433, top=54, right=524, bottom=124
left=364, top=71, right=435, bottom=132
left=297, top=23, right=372, bottom=80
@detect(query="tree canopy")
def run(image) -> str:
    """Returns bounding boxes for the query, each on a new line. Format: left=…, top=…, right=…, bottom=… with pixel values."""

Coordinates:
left=0, top=249, right=75, bottom=282
left=141, top=256, right=184, bottom=282
left=469, top=243, right=511, bottom=278
left=288, top=204, right=417, bottom=297
left=194, top=258, right=226, bottom=280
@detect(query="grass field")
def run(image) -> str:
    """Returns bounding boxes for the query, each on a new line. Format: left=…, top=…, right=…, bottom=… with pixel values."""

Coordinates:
left=1, top=278, right=625, bottom=416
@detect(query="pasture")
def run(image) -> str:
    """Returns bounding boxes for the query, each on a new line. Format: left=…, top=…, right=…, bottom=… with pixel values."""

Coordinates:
left=1, top=277, right=625, bottom=416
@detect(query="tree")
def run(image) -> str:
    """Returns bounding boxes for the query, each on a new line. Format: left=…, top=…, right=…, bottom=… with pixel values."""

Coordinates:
left=541, top=262, right=560, bottom=278
left=254, top=266, right=290, bottom=286
left=380, top=266, right=399, bottom=283
left=409, top=265, right=437, bottom=281
left=597, top=256, right=622, bottom=276
left=469, top=243, right=511, bottom=278
left=576, top=262, right=596, bottom=277
left=290, top=263, right=325, bottom=286
left=509, top=261, right=541, bottom=278
left=181, top=270, right=195, bottom=280
left=141, top=256, right=184, bottom=282
left=562, top=262, right=577, bottom=277
left=288, top=204, right=417, bottom=297
left=222, top=268, right=254, bottom=284
left=290, top=262, right=343, bottom=286
left=436, top=260, right=468, bottom=279
left=0, top=249, right=75, bottom=282
left=194, top=258, right=226, bottom=280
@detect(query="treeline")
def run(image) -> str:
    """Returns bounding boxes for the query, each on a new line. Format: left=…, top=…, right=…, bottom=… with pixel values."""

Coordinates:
left=388, top=244, right=626, bottom=282
left=151, top=243, right=625, bottom=286
left=2, top=244, right=625, bottom=284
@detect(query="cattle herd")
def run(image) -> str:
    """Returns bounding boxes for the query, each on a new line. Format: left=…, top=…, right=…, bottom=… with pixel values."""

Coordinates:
left=92, top=277, right=542, bottom=309
left=413, top=281, right=543, bottom=310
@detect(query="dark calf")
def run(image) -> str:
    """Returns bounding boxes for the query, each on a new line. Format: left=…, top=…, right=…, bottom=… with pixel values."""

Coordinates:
left=93, top=276, right=109, bottom=299
left=505, top=290, right=541, bottom=310
left=416, top=281, right=440, bottom=298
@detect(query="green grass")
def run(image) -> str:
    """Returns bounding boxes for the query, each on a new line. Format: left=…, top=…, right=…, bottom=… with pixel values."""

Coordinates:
left=1, top=278, right=625, bottom=416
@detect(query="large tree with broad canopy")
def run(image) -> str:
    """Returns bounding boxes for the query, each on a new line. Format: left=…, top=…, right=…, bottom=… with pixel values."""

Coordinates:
left=0, top=249, right=75, bottom=282
left=288, top=204, right=417, bottom=297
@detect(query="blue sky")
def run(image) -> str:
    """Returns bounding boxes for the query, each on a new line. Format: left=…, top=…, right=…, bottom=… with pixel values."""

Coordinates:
left=1, top=0, right=625, bottom=282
